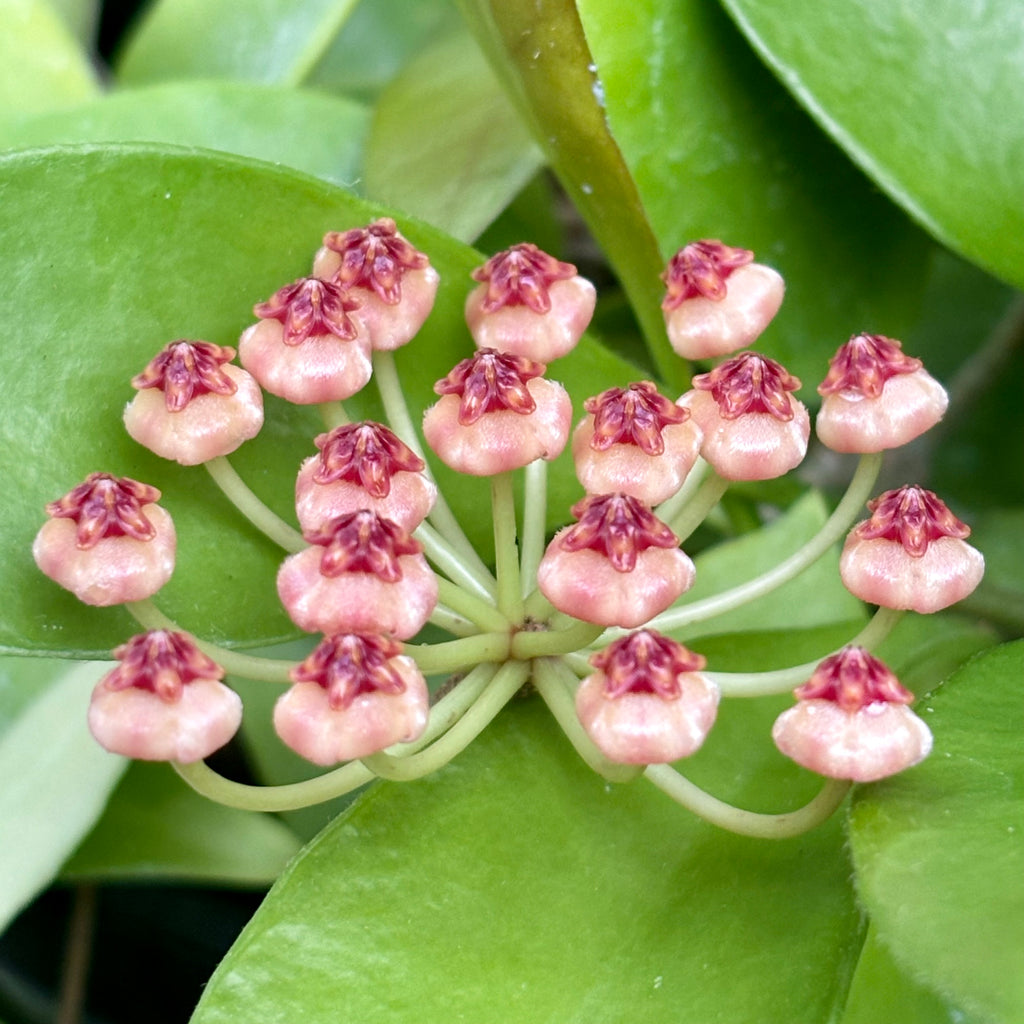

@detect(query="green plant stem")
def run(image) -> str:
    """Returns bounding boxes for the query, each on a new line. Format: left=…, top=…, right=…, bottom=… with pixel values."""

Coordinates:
left=362, top=659, right=530, bottom=781
left=642, top=453, right=883, bottom=636
left=125, top=600, right=295, bottom=683
left=416, top=519, right=496, bottom=602
left=204, top=455, right=306, bottom=553
left=532, top=657, right=643, bottom=783
left=665, top=470, right=731, bottom=544
left=522, top=586, right=556, bottom=621
left=318, top=400, right=349, bottom=430
left=174, top=759, right=374, bottom=811
left=655, top=456, right=709, bottom=525
left=644, top=764, right=852, bottom=838
left=56, top=883, right=96, bottom=1024
left=428, top=603, right=478, bottom=637
left=491, top=471, right=524, bottom=622
left=519, top=458, right=548, bottom=598
left=435, top=578, right=510, bottom=633
left=405, top=661, right=499, bottom=752
left=406, top=632, right=510, bottom=673
left=509, top=618, right=604, bottom=660
left=709, top=607, right=906, bottom=697
left=372, top=350, right=494, bottom=583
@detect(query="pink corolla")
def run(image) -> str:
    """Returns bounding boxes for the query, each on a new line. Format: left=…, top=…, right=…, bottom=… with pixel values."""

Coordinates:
left=88, top=630, right=241, bottom=763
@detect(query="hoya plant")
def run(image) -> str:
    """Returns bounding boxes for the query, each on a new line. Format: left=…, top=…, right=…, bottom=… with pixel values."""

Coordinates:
left=0, top=1, right=1021, bottom=1022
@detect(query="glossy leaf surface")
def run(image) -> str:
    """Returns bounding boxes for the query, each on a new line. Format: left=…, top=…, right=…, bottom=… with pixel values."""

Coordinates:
left=192, top=697, right=861, bottom=1024
left=849, top=641, right=1024, bottom=1024
left=719, top=0, right=1024, bottom=289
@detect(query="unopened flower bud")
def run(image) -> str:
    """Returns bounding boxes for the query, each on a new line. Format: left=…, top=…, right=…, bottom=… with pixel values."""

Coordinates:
left=576, top=631, right=719, bottom=763
left=277, top=511, right=438, bottom=638
left=422, top=348, right=572, bottom=475
left=464, top=243, right=596, bottom=361
left=573, top=381, right=702, bottom=504
left=772, top=646, right=932, bottom=782
left=88, top=630, right=241, bottom=762
left=313, top=218, right=439, bottom=350
left=124, top=340, right=264, bottom=464
left=274, top=633, right=429, bottom=765
left=840, top=486, right=984, bottom=613
left=537, top=493, right=695, bottom=627
left=239, top=277, right=371, bottom=404
left=816, top=334, right=948, bottom=452
left=295, top=421, right=436, bottom=533
left=33, top=473, right=175, bottom=606
left=661, top=240, right=784, bottom=359
left=679, top=352, right=809, bottom=480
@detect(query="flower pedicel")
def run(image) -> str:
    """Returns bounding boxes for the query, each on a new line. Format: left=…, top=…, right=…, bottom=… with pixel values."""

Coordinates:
left=32, top=223, right=982, bottom=839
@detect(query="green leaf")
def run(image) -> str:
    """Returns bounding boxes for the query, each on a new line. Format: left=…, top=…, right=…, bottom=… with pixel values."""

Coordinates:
left=0, top=660, right=126, bottom=932
left=364, top=29, right=544, bottom=242
left=719, top=0, right=1024, bottom=289
left=0, top=144, right=640, bottom=656
left=848, top=641, right=1024, bottom=1024
left=572, top=0, right=932, bottom=391
left=192, top=698, right=861, bottom=1024
left=62, top=761, right=301, bottom=885
left=0, top=81, right=370, bottom=187
left=116, top=0, right=358, bottom=87
left=48, top=0, right=98, bottom=46
left=0, top=0, right=100, bottom=115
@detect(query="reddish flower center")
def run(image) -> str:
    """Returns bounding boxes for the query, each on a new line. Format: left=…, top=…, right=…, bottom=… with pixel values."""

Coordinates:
left=131, top=340, right=238, bottom=412
left=591, top=630, right=707, bottom=699
left=794, top=646, right=914, bottom=712
left=471, top=243, right=577, bottom=314
left=312, top=422, right=425, bottom=498
left=853, top=485, right=971, bottom=557
left=104, top=630, right=223, bottom=703
left=321, top=218, right=429, bottom=305
left=584, top=381, right=689, bottom=455
left=818, top=334, right=923, bottom=399
left=254, top=277, right=361, bottom=345
left=661, top=240, right=754, bottom=310
left=692, top=351, right=801, bottom=420
left=305, top=510, right=423, bottom=581
left=290, top=633, right=407, bottom=710
left=560, top=493, right=678, bottom=573
left=46, top=473, right=161, bottom=549
left=434, top=348, right=545, bottom=426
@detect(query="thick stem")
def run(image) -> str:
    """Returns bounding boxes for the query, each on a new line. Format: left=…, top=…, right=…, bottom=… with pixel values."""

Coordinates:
left=318, top=400, right=349, bottom=430
left=406, top=632, right=511, bottom=674
left=664, top=471, right=730, bottom=544
left=654, top=456, right=709, bottom=525
left=509, top=618, right=604, bottom=660
left=435, top=577, right=510, bottom=633
left=491, top=472, right=524, bottom=622
left=644, top=764, right=852, bottom=838
left=519, top=458, right=549, bottom=598
left=204, top=456, right=306, bottom=553
left=416, top=519, right=497, bottom=602
left=55, top=883, right=96, bottom=1024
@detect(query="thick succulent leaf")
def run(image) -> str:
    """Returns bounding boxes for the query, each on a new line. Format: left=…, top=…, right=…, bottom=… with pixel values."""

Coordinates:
left=572, top=0, right=932, bottom=392
left=0, top=660, right=126, bottom=932
left=848, top=641, right=1024, bottom=1024
left=1, top=0, right=100, bottom=114
left=61, top=761, right=301, bottom=885
left=0, top=144, right=644, bottom=656
left=719, top=0, right=1024, bottom=289
left=364, top=29, right=544, bottom=242
left=192, top=697, right=861, bottom=1024
left=0, top=81, right=369, bottom=187
left=116, top=0, right=358, bottom=86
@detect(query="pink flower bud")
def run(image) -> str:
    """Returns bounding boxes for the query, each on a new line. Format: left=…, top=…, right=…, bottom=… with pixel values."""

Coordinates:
left=661, top=240, right=785, bottom=359
left=124, top=340, right=264, bottom=464
left=313, top=218, right=440, bottom=351
left=88, top=631, right=241, bottom=762
left=572, top=381, right=703, bottom=504
left=840, top=486, right=984, bottom=613
left=772, top=646, right=932, bottom=782
left=537, top=494, right=696, bottom=627
left=239, top=277, right=372, bottom=404
left=679, top=352, right=809, bottom=480
left=464, top=243, right=596, bottom=361
left=273, top=633, right=429, bottom=765
left=33, top=473, right=176, bottom=606
left=277, top=511, right=438, bottom=638
left=816, top=334, right=949, bottom=452
left=422, top=349, right=572, bottom=475
left=576, top=631, right=719, bottom=763
left=295, top=421, right=436, bottom=533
